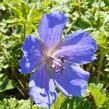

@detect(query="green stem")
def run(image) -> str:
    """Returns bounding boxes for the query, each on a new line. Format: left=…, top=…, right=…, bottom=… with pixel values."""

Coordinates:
left=11, top=68, right=27, bottom=97
left=30, top=97, right=33, bottom=109
left=77, top=0, right=81, bottom=18
left=17, top=87, right=25, bottom=96
left=96, top=48, right=105, bottom=80
left=23, top=21, right=26, bottom=39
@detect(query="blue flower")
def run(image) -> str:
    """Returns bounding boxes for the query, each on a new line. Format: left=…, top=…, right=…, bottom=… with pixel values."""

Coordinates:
left=20, top=11, right=97, bottom=108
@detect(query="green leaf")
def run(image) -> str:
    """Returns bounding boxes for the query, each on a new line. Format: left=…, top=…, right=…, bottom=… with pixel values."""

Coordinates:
left=0, top=98, right=31, bottom=109
left=88, top=83, right=108, bottom=107
left=0, top=74, right=15, bottom=93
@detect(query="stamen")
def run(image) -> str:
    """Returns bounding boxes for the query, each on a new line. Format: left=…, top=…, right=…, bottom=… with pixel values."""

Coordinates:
left=59, top=56, right=64, bottom=63
left=50, top=56, right=65, bottom=73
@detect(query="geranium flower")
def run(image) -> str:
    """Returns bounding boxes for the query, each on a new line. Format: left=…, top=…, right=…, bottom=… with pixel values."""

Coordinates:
left=19, top=11, right=97, bottom=109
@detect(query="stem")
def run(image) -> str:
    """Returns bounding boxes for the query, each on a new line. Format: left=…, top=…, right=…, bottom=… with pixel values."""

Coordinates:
left=17, top=87, right=25, bottom=96
left=22, top=3, right=27, bottom=41
left=23, top=21, right=26, bottom=39
left=30, top=97, right=33, bottom=109
left=96, top=48, right=105, bottom=80
left=77, top=0, right=81, bottom=18
left=11, top=68, right=27, bottom=97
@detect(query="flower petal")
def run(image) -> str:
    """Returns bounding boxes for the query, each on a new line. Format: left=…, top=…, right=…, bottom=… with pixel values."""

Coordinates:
left=20, top=35, right=42, bottom=74
left=38, top=11, right=67, bottom=49
left=53, top=31, right=98, bottom=64
left=29, top=64, right=57, bottom=108
left=54, top=63, right=90, bottom=96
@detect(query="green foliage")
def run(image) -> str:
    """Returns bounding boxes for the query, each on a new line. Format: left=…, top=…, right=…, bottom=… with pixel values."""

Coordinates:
left=60, top=96, right=94, bottom=109
left=0, top=33, right=21, bottom=71
left=0, top=0, right=109, bottom=109
left=51, top=93, right=66, bottom=109
left=2, top=0, right=43, bottom=35
left=89, top=83, right=109, bottom=108
left=0, top=73, right=15, bottom=93
left=0, top=98, right=31, bottom=109
left=0, top=95, right=65, bottom=109
left=59, top=83, right=109, bottom=109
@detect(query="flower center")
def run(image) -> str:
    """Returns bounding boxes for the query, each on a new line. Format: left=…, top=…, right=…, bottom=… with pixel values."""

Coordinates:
left=50, top=56, right=65, bottom=73
left=43, top=49, right=65, bottom=73
left=42, top=40, right=65, bottom=73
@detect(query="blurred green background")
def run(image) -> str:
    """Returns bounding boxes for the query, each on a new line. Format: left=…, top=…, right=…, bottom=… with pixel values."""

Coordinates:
left=0, top=0, right=109, bottom=109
